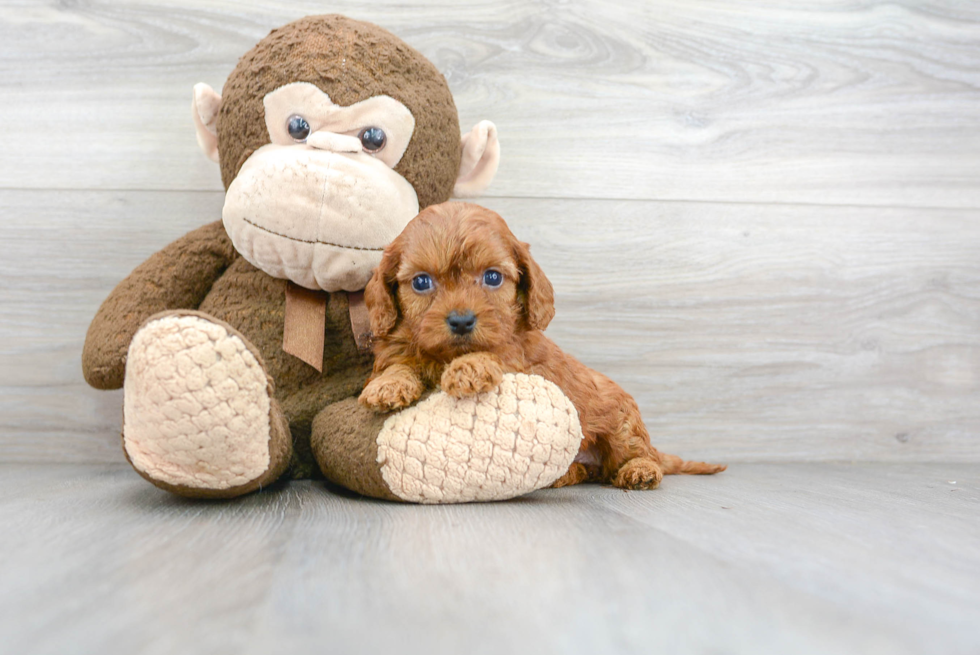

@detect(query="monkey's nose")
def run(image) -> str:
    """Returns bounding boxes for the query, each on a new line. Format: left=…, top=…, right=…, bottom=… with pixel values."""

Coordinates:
left=446, top=310, right=477, bottom=336
left=306, top=131, right=361, bottom=153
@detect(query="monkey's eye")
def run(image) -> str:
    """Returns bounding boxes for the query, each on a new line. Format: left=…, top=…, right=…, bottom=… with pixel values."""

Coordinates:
left=287, top=115, right=311, bottom=141
left=411, top=273, right=433, bottom=293
left=483, top=269, right=504, bottom=288
left=359, top=127, right=387, bottom=152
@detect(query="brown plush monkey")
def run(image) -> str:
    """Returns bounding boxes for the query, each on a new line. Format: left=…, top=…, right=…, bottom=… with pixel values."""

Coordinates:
left=82, top=15, right=583, bottom=503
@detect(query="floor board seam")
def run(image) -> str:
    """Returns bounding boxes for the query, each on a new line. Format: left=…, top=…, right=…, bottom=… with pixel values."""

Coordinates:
left=0, top=187, right=977, bottom=213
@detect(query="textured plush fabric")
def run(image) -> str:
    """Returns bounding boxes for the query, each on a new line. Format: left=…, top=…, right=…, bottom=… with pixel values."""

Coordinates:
left=122, top=311, right=293, bottom=499
left=376, top=374, right=582, bottom=503
left=82, top=225, right=375, bottom=484
left=310, top=396, right=403, bottom=502
left=222, top=142, right=419, bottom=291
left=82, top=221, right=239, bottom=390
left=217, top=15, right=462, bottom=209
left=125, top=314, right=276, bottom=490
left=195, top=257, right=376, bottom=479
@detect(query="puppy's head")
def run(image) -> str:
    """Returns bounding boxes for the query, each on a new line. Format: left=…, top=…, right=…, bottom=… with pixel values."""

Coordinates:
left=364, top=202, right=554, bottom=360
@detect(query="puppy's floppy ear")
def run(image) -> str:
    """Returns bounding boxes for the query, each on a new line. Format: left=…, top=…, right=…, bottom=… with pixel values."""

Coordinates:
left=514, top=240, right=555, bottom=331
left=365, top=243, right=402, bottom=337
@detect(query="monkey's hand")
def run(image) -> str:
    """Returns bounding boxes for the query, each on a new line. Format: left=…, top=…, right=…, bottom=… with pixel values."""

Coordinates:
left=440, top=352, right=504, bottom=398
left=359, top=364, right=426, bottom=412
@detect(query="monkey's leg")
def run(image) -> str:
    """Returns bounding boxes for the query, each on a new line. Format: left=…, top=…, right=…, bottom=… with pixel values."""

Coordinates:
left=311, top=373, right=584, bottom=504
left=122, top=311, right=292, bottom=498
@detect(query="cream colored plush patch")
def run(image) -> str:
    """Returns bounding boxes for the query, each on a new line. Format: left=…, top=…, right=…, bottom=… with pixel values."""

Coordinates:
left=123, top=315, right=272, bottom=490
left=222, top=143, right=420, bottom=292
left=377, top=374, right=583, bottom=504
left=191, top=82, right=222, bottom=163
left=222, top=82, right=422, bottom=293
left=263, top=83, right=416, bottom=169
left=453, top=120, right=500, bottom=199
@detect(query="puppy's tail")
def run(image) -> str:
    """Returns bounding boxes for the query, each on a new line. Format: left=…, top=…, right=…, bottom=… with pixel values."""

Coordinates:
left=660, top=453, right=727, bottom=476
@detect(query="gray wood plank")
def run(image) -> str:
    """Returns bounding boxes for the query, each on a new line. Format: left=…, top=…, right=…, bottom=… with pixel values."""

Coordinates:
left=590, top=462, right=980, bottom=654
left=0, top=189, right=224, bottom=463
left=483, top=197, right=980, bottom=463
left=3, top=190, right=978, bottom=463
left=1, top=1, right=979, bottom=207
left=0, top=463, right=977, bottom=655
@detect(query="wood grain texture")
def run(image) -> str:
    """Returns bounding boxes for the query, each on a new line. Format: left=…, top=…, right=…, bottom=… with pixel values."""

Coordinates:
left=2, top=3, right=978, bottom=652
left=1, top=1, right=979, bottom=206
left=1, top=463, right=977, bottom=655
left=2, top=191, right=977, bottom=464
left=0, top=189, right=225, bottom=463
left=485, top=197, right=980, bottom=463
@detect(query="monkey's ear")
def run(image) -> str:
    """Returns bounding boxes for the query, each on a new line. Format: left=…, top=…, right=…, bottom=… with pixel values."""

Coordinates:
left=192, top=83, right=222, bottom=163
left=453, top=120, right=500, bottom=198
left=364, top=245, right=402, bottom=338
left=515, top=241, right=555, bottom=331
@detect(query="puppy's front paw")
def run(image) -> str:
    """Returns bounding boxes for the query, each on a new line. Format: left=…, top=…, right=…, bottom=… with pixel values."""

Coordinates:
left=441, top=353, right=504, bottom=398
left=359, top=375, right=423, bottom=413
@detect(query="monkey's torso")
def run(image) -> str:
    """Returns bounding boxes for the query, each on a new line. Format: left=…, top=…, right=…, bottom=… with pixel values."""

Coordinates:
left=199, top=257, right=374, bottom=477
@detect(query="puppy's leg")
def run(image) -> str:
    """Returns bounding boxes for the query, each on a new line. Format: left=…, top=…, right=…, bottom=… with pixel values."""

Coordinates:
left=550, top=462, right=592, bottom=488
left=596, top=395, right=669, bottom=490
left=441, top=352, right=504, bottom=397
left=602, top=399, right=726, bottom=488
left=359, top=364, right=425, bottom=412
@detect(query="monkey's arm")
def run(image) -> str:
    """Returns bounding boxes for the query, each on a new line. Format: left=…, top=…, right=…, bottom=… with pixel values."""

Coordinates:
left=82, top=221, right=239, bottom=390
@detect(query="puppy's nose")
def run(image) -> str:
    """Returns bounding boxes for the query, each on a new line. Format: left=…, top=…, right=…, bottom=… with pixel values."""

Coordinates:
left=446, top=310, right=477, bottom=336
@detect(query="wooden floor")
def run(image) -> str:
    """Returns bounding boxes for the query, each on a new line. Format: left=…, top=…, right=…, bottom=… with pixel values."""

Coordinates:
left=2, top=1, right=979, bottom=653
left=2, top=463, right=978, bottom=655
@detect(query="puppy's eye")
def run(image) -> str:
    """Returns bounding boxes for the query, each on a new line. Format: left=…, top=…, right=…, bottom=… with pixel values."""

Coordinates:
left=287, top=115, right=311, bottom=141
left=483, top=269, right=504, bottom=288
left=412, top=273, right=433, bottom=293
left=359, top=127, right=387, bottom=152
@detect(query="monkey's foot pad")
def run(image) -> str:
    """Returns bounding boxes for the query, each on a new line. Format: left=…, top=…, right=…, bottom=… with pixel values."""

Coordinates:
left=376, top=374, right=583, bottom=503
left=123, top=314, right=272, bottom=490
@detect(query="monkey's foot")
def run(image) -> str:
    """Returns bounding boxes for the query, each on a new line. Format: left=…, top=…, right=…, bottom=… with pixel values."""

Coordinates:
left=376, top=374, right=583, bottom=503
left=122, top=311, right=291, bottom=498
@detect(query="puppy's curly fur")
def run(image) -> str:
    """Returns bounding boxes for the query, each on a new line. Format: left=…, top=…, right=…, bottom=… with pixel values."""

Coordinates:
left=359, top=202, right=725, bottom=489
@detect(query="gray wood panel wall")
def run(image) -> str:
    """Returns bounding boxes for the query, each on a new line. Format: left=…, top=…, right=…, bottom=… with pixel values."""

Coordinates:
left=2, top=1, right=978, bottom=464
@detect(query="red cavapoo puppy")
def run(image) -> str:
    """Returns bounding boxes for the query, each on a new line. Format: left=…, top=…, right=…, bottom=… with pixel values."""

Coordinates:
left=359, top=202, right=725, bottom=489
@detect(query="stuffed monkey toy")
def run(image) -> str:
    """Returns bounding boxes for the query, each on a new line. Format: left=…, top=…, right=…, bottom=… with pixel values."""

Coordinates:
left=82, top=15, right=583, bottom=503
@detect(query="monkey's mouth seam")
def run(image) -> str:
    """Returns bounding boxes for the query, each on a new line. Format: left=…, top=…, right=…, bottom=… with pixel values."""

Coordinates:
left=241, top=216, right=386, bottom=252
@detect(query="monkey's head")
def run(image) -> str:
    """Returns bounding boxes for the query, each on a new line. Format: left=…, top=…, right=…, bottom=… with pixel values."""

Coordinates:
left=191, top=15, right=500, bottom=292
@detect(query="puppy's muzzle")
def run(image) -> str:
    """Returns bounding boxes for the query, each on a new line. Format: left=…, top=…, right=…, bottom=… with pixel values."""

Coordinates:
left=446, top=310, right=477, bottom=336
